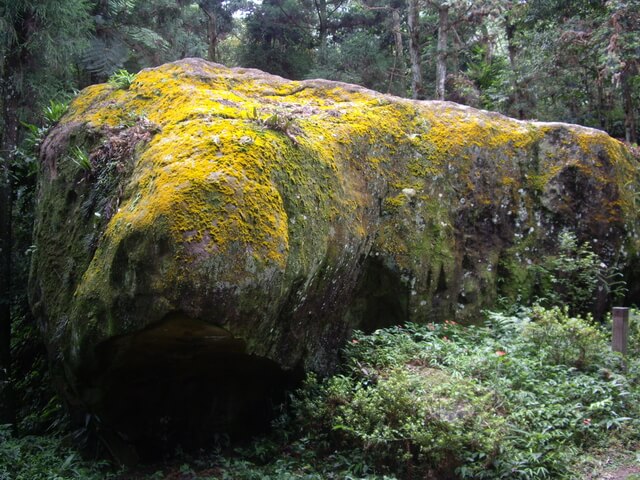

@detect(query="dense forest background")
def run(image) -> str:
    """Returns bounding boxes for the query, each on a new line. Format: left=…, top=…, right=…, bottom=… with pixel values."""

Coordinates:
left=0, top=0, right=639, bottom=476
left=0, top=0, right=640, bottom=479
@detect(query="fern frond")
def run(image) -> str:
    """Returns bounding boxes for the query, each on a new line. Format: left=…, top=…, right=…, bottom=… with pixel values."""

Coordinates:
left=108, top=0, right=136, bottom=17
left=121, top=25, right=169, bottom=51
left=80, top=36, right=129, bottom=76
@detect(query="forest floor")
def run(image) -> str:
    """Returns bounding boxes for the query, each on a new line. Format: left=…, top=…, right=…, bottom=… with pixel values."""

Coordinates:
left=109, top=462, right=640, bottom=480
left=589, top=464, right=640, bottom=479
left=103, top=446, right=640, bottom=480
left=577, top=448, right=640, bottom=480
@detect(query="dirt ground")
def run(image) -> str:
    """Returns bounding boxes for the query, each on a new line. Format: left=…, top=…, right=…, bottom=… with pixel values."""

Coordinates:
left=579, top=449, right=640, bottom=480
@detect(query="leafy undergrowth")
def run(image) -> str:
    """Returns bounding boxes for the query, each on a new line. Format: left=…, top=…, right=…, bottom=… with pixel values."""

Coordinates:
left=3, top=306, right=639, bottom=479
left=0, top=425, right=109, bottom=480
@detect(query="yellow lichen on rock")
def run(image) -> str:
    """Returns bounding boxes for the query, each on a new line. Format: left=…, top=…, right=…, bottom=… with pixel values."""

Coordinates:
left=112, top=121, right=289, bottom=264
left=31, top=58, right=640, bottom=385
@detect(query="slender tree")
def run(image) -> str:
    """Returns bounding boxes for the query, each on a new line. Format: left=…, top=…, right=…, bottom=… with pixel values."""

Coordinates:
left=358, top=0, right=408, bottom=94
left=197, top=0, right=246, bottom=63
left=389, top=6, right=407, bottom=93
left=503, top=6, right=525, bottom=118
left=407, top=0, right=423, bottom=99
left=434, top=1, right=449, bottom=100
left=311, top=0, right=348, bottom=65
left=314, top=0, right=329, bottom=63
left=0, top=71, right=14, bottom=427
left=424, top=0, right=498, bottom=101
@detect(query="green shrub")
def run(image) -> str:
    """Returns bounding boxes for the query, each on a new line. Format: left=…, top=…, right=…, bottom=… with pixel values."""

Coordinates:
left=530, top=231, right=626, bottom=316
left=285, top=308, right=639, bottom=479
left=521, top=306, right=613, bottom=370
left=628, top=308, right=640, bottom=356
left=329, top=368, right=504, bottom=476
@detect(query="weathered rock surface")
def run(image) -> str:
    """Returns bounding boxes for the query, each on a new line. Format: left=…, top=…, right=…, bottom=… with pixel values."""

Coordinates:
left=29, top=58, right=639, bottom=450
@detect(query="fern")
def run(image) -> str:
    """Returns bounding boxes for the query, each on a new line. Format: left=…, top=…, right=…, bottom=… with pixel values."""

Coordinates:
left=108, top=0, right=136, bottom=17
left=81, top=36, right=129, bottom=77
left=80, top=22, right=169, bottom=78
left=484, top=310, right=529, bottom=337
left=121, top=25, right=169, bottom=51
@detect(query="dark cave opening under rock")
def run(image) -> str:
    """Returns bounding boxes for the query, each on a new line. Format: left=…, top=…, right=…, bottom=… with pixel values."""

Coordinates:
left=349, top=256, right=411, bottom=333
left=85, top=314, right=300, bottom=462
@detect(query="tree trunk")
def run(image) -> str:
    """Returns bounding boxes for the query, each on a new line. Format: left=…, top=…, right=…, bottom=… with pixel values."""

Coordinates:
left=596, top=78, right=606, bottom=130
left=0, top=111, right=15, bottom=428
left=314, top=0, right=329, bottom=65
left=201, top=6, right=219, bottom=63
left=389, top=8, right=407, bottom=94
left=0, top=42, right=20, bottom=433
left=505, top=19, right=525, bottom=119
left=449, top=25, right=462, bottom=78
left=622, top=69, right=638, bottom=144
left=435, top=4, right=449, bottom=100
left=407, top=0, right=423, bottom=99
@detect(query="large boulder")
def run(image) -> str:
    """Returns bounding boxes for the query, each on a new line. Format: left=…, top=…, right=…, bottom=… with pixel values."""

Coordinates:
left=29, top=59, right=639, bottom=452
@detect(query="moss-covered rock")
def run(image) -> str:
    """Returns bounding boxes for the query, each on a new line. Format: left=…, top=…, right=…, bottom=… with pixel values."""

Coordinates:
left=28, top=59, right=640, bottom=447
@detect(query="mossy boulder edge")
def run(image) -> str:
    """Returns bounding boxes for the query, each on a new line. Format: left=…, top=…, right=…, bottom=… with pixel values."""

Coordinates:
left=28, top=59, right=639, bottom=437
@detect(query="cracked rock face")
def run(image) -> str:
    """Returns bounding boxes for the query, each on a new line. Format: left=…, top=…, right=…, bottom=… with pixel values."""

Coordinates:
left=29, top=58, right=640, bottom=448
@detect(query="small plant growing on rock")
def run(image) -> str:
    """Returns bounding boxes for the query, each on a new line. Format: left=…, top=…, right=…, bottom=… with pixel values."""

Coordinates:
left=42, top=99, right=69, bottom=125
left=108, top=69, right=136, bottom=90
left=70, top=146, right=92, bottom=172
left=19, top=98, right=71, bottom=153
left=246, top=106, right=299, bottom=144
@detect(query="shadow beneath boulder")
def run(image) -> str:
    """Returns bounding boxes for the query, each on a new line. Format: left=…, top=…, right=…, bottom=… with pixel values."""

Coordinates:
left=83, top=313, right=300, bottom=463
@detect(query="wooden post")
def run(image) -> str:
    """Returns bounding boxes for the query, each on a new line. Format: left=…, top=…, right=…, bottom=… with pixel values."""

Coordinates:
left=612, top=307, right=630, bottom=355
